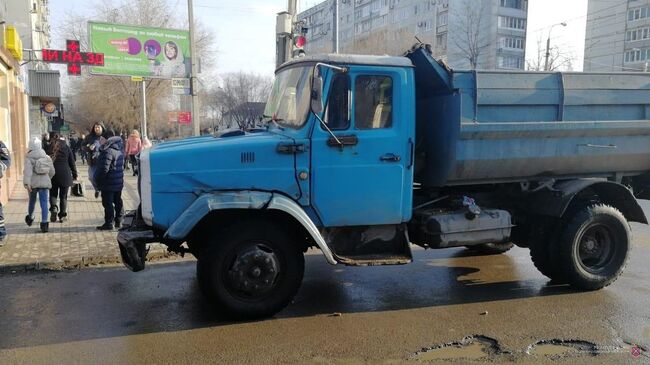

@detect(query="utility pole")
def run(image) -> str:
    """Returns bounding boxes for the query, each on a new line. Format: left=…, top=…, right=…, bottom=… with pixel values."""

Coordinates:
left=334, top=0, right=339, bottom=53
left=276, top=0, right=298, bottom=68
left=287, top=0, right=297, bottom=60
left=188, top=0, right=200, bottom=136
left=544, top=22, right=567, bottom=71
left=141, top=79, right=148, bottom=138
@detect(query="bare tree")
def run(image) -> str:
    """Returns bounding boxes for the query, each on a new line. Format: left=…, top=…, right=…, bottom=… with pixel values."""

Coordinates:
left=59, top=0, right=216, bottom=137
left=209, top=72, right=273, bottom=130
left=526, top=35, right=575, bottom=71
left=451, top=0, right=491, bottom=69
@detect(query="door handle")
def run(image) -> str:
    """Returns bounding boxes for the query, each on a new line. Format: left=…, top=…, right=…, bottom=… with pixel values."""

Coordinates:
left=380, top=153, right=401, bottom=162
left=327, top=134, right=358, bottom=147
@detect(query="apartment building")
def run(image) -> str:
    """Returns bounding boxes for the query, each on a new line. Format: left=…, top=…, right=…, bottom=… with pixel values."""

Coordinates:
left=297, top=0, right=529, bottom=70
left=5, top=0, right=58, bottom=136
left=584, top=0, right=650, bottom=72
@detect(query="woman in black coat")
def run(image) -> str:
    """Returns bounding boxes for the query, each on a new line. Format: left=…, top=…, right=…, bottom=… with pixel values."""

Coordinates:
left=48, top=133, right=78, bottom=223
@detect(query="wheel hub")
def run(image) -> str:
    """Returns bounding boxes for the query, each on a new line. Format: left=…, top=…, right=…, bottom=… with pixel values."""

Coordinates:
left=578, top=225, right=613, bottom=271
left=227, top=245, right=279, bottom=297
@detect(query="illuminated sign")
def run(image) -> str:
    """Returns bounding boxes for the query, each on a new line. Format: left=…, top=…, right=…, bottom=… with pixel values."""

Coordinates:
left=41, top=40, right=105, bottom=75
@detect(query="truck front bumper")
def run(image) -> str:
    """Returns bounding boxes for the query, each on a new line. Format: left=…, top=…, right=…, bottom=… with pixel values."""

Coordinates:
left=117, top=211, right=158, bottom=272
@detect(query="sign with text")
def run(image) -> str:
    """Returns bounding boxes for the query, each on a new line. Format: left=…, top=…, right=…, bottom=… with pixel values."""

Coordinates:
left=88, top=22, right=191, bottom=78
left=178, top=111, right=192, bottom=124
left=41, top=40, right=104, bottom=75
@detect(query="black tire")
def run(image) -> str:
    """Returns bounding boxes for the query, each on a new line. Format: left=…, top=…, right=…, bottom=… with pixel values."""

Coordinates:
left=196, top=219, right=305, bottom=319
left=528, top=222, right=564, bottom=282
left=465, top=242, right=514, bottom=255
left=555, top=204, right=630, bottom=290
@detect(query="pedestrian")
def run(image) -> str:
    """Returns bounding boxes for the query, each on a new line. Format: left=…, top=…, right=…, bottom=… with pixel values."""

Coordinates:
left=94, top=129, right=125, bottom=230
left=41, top=133, right=51, bottom=152
left=125, top=130, right=142, bottom=176
left=0, top=139, right=11, bottom=245
left=23, top=138, right=55, bottom=233
left=82, top=122, right=105, bottom=198
left=47, top=133, right=78, bottom=223
left=79, top=134, right=87, bottom=165
left=69, top=135, right=79, bottom=162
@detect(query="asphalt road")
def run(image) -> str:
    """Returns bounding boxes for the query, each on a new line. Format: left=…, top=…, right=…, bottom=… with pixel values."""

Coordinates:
left=1, top=204, right=650, bottom=364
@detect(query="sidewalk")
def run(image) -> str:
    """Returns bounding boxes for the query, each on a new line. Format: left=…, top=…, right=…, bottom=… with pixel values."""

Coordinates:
left=0, top=160, right=180, bottom=272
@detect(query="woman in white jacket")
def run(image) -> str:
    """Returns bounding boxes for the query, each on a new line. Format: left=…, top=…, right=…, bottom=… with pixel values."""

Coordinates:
left=23, top=138, right=55, bottom=232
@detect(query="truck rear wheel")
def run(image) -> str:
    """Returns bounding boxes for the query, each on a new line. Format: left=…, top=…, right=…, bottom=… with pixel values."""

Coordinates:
left=555, top=205, right=630, bottom=290
left=528, top=223, right=563, bottom=282
left=197, top=219, right=305, bottom=319
left=465, top=242, right=514, bottom=255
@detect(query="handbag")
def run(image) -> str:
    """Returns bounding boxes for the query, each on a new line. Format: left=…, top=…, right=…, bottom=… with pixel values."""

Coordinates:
left=71, top=181, right=85, bottom=197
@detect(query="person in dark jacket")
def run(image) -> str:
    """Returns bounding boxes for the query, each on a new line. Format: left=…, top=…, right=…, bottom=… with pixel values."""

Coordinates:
left=93, top=129, right=125, bottom=230
left=82, top=122, right=105, bottom=198
left=0, top=140, right=11, bottom=245
left=47, top=133, right=78, bottom=223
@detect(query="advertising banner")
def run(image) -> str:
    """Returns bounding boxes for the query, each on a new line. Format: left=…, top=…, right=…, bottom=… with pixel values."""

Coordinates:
left=88, top=21, right=190, bottom=78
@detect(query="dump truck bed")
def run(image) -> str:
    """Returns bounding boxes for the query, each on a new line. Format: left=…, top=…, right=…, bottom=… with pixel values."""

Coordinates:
left=406, top=46, right=650, bottom=187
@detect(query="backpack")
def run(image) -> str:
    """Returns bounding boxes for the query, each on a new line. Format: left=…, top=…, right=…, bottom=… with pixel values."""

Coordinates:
left=33, top=157, right=50, bottom=175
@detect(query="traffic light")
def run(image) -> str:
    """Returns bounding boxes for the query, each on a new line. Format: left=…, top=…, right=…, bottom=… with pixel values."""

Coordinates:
left=292, top=27, right=308, bottom=58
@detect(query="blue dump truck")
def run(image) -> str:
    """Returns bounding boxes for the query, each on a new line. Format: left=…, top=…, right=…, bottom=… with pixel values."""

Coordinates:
left=118, top=45, right=650, bottom=318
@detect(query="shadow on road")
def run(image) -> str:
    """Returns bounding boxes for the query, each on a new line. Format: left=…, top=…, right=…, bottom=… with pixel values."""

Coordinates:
left=0, top=247, right=595, bottom=350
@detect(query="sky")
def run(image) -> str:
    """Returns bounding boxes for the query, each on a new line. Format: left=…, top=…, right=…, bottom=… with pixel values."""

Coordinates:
left=48, top=0, right=589, bottom=79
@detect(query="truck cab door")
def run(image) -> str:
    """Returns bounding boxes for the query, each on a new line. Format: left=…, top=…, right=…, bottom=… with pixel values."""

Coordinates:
left=310, top=68, right=414, bottom=227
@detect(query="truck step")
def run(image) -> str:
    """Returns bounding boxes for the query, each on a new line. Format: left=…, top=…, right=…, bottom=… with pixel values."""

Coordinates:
left=323, top=224, right=412, bottom=266
left=334, top=253, right=412, bottom=266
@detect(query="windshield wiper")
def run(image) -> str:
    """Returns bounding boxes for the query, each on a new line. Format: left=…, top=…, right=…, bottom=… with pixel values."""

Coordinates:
left=262, top=114, right=285, bottom=130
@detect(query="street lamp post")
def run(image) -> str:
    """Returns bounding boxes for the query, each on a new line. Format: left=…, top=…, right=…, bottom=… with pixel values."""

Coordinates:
left=545, top=22, right=567, bottom=71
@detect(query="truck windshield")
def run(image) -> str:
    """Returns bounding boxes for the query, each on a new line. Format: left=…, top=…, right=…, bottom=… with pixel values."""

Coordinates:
left=264, top=66, right=313, bottom=129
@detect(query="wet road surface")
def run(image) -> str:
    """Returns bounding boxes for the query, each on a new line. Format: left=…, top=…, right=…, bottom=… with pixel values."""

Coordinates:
left=1, top=206, right=650, bottom=364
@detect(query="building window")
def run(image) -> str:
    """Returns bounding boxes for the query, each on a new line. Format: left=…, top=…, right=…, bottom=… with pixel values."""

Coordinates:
left=436, top=32, right=447, bottom=50
left=500, top=0, right=527, bottom=10
left=500, top=36, right=525, bottom=50
left=629, top=6, right=649, bottom=22
left=437, top=11, right=448, bottom=26
left=498, top=56, right=524, bottom=69
left=626, top=27, right=650, bottom=42
left=625, top=48, right=650, bottom=63
left=498, top=16, right=526, bottom=30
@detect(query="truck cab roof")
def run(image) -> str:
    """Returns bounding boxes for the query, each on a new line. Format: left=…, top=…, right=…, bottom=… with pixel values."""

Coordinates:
left=277, top=53, right=414, bottom=73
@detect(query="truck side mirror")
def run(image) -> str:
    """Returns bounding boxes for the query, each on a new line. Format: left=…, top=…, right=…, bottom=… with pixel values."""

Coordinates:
left=311, top=68, right=324, bottom=114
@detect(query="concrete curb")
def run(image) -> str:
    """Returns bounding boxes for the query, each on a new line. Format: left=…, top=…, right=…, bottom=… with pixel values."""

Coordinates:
left=0, top=248, right=192, bottom=273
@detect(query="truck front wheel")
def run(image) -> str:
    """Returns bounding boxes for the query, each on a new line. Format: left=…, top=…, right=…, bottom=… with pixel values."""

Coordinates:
left=197, top=220, right=305, bottom=319
left=555, top=205, right=630, bottom=290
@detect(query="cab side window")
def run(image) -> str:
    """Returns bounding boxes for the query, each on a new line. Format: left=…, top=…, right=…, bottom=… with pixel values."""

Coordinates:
left=325, top=74, right=350, bottom=130
left=354, top=76, right=393, bottom=129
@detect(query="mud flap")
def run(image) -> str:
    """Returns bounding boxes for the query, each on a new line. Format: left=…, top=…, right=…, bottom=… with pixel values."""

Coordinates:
left=117, top=210, right=156, bottom=272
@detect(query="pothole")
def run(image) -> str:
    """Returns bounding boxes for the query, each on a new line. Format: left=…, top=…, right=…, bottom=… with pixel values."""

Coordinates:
left=413, top=335, right=506, bottom=361
left=526, top=339, right=598, bottom=358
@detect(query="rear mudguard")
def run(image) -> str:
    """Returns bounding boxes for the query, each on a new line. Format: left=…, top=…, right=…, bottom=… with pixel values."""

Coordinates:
left=163, top=191, right=337, bottom=264
left=525, top=179, right=647, bottom=224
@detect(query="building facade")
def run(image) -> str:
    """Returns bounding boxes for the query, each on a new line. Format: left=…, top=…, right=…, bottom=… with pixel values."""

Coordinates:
left=297, top=0, right=528, bottom=70
left=5, top=0, right=57, bottom=137
left=1, top=25, right=30, bottom=204
left=584, top=0, right=650, bottom=72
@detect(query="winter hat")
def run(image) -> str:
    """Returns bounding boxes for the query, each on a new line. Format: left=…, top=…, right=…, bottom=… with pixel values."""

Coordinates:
left=29, top=137, right=43, bottom=152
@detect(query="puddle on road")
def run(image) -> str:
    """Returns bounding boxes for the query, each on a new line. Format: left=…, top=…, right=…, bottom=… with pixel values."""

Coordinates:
left=526, top=340, right=597, bottom=358
left=414, top=335, right=501, bottom=361
left=528, top=344, right=580, bottom=356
